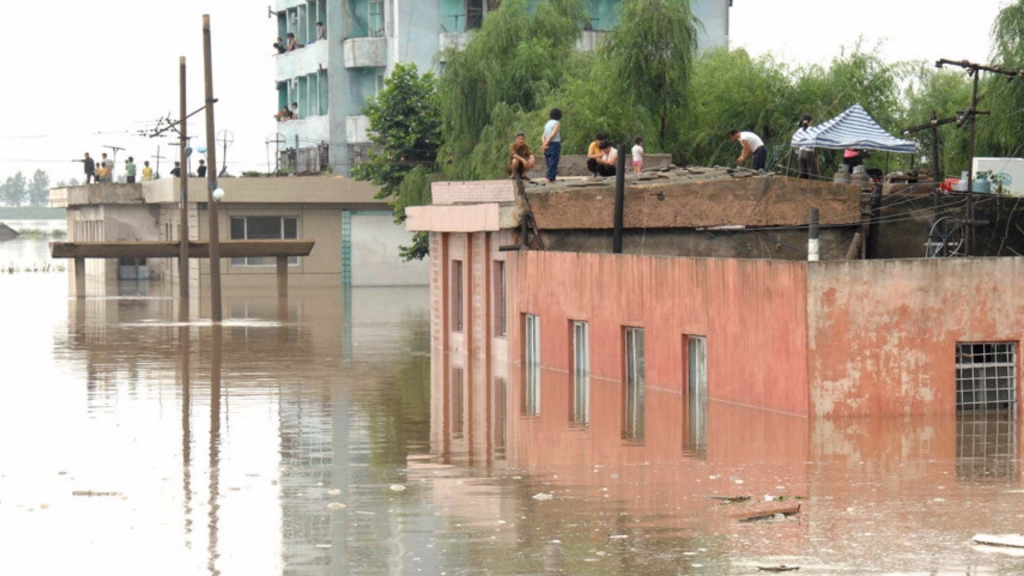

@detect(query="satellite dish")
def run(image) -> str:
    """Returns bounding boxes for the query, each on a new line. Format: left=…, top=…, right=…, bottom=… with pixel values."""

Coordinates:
left=197, top=146, right=207, bottom=154
left=184, top=146, right=193, bottom=157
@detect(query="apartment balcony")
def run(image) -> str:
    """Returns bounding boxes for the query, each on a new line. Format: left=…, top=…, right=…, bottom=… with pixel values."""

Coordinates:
left=343, top=37, right=387, bottom=69
left=346, top=115, right=371, bottom=144
left=277, top=115, right=331, bottom=149
left=577, top=30, right=606, bottom=53
left=275, top=41, right=329, bottom=81
left=437, top=32, right=471, bottom=61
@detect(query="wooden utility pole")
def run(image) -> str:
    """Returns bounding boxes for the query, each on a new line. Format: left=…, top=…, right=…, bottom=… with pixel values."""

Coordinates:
left=203, top=14, right=223, bottom=323
left=179, top=56, right=190, bottom=303
left=934, top=58, right=1019, bottom=256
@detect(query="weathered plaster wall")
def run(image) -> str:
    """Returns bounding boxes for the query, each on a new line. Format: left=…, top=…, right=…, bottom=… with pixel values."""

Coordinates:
left=807, top=258, right=1024, bottom=417
left=508, top=251, right=810, bottom=415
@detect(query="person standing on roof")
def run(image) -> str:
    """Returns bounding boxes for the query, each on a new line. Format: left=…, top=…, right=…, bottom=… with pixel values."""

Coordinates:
left=729, top=129, right=766, bottom=171
left=795, top=115, right=816, bottom=179
left=541, top=108, right=562, bottom=184
left=73, top=153, right=95, bottom=184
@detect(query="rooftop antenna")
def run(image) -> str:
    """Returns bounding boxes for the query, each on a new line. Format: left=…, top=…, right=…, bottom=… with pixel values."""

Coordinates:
left=103, top=144, right=125, bottom=170
left=216, top=129, right=234, bottom=177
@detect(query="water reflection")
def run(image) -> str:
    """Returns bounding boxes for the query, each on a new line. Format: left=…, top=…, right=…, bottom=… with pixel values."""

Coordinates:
left=431, top=349, right=1024, bottom=573
left=3, top=237, right=1024, bottom=574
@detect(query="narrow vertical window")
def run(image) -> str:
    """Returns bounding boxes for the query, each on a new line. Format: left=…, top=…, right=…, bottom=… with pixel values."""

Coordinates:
left=451, top=367, right=464, bottom=439
left=523, top=314, right=540, bottom=416
left=572, top=321, right=590, bottom=426
left=687, top=336, right=708, bottom=457
left=493, top=261, right=507, bottom=336
left=624, top=327, right=645, bottom=440
left=451, top=260, right=463, bottom=332
left=493, top=377, right=507, bottom=459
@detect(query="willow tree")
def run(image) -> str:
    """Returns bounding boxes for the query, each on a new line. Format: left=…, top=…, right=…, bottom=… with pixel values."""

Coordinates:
left=982, top=0, right=1024, bottom=157
left=600, top=0, right=697, bottom=153
left=438, top=0, right=587, bottom=178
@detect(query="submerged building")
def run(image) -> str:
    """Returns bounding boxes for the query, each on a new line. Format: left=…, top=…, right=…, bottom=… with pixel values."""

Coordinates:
left=407, top=170, right=1024, bottom=437
left=271, top=0, right=732, bottom=175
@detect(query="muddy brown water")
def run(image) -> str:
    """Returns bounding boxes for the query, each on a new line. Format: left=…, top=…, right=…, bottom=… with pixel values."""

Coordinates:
left=1, top=238, right=1022, bottom=575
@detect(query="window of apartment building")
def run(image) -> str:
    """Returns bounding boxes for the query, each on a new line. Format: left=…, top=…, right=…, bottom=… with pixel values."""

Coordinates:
left=376, top=73, right=385, bottom=97
left=623, top=327, right=645, bottom=441
left=493, top=377, right=508, bottom=459
left=318, top=69, right=329, bottom=116
left=572, top=320, right=590, bottom=426
left=229, top=216, right=299, bottom=266
left=686, top=335, right=708, bottom=457
left=450, top=260, right=463, bottom=332
left=523, top=314, right=541, bottom=416
left=298, top=76, right=310, bottom=119
left=277, top=82, right=288, bottom=113
left=493, top=261, right=507, bottom=337
left=451, top=367, right=465, bottom=439
left=956, top=342, right=1017, bottom=412
left=368, top=0, right=386, bottom=37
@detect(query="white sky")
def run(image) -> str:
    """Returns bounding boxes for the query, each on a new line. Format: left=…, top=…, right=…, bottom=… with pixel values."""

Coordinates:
left=0, top=0, right=1012, bottom=185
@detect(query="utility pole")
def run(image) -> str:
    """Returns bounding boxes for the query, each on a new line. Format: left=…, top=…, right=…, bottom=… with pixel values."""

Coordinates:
left=216, top=129, right=234, bottom=177
left=203, top=14, right=223, bottom=323
left=151, top=146, right=166, bottom=179
left=934, top=58, right=1019, bottom=256
left=103, top=144, right=125, bottom=176
left=179, top=56, right=190, bottom=304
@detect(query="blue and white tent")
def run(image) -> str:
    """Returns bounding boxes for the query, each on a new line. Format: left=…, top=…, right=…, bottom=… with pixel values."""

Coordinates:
left=791, top=103, right=918, bottom=154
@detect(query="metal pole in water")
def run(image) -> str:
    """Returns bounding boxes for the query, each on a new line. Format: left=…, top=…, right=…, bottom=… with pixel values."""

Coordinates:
left=179, top=56, right=190, bottom=303
left=202, top=15, right=222, bottom=323
left=808, top=208, right=820, bottom=262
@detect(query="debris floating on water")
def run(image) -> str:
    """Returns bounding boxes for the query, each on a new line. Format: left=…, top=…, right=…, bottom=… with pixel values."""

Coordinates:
left=532, top=492, right=554, bottom=501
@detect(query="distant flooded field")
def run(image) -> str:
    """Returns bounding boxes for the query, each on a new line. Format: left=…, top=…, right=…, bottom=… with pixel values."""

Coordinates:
left=0, top=237, right=1021, bottom=575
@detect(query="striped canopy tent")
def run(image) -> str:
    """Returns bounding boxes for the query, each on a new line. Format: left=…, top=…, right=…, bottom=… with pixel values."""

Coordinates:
left=791, top=103, right=918, bottom=154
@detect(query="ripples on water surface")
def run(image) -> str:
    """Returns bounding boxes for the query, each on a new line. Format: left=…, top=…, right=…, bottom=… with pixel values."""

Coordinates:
left=1, top=239, right=1023, bottom=575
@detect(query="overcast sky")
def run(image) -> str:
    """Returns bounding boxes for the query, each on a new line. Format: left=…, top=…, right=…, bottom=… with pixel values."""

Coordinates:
left=0, top=0, right=1011, bottom=185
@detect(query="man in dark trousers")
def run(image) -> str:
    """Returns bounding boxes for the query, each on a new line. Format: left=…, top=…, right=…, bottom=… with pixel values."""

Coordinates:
left=73, top=153, right=96, bottom=184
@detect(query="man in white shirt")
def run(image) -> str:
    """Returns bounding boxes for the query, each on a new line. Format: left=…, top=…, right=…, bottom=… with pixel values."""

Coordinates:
left=728, top=129, right=767, bottom=171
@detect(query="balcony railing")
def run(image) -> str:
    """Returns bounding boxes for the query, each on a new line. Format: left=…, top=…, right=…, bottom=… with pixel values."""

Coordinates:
left=343, top=37, right=387, bottom=69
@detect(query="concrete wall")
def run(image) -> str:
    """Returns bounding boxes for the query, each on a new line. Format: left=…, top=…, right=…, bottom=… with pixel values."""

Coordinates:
left=807, top=258, right=1024, bottom=417
left=349, top=211, right=430, bottom=286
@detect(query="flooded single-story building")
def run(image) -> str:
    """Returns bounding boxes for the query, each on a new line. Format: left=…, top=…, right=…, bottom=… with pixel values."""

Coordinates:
left=408, top=170, right=1024, bottom=424
left=50, top=177, right=428, bottom=288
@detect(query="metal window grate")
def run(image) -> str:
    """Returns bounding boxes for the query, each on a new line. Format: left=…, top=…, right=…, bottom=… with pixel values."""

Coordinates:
left=956, top=412, right=1017, bottom=481
left=956, top=342, right=1017, bottom=412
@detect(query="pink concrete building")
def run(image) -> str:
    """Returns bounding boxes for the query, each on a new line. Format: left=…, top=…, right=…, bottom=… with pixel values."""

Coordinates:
left=410, top=174, right=1024, bottom=458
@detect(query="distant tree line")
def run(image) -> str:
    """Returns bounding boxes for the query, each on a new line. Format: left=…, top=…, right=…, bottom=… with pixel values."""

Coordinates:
left=354, top=0, right=1024, bottom=260
left=0, top=170, right=69, bottom=207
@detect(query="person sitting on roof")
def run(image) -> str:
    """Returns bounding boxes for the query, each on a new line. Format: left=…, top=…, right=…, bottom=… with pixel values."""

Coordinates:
left=596, top=140, right=617, bottom=177
left=507, top=133, right=535, bottom=180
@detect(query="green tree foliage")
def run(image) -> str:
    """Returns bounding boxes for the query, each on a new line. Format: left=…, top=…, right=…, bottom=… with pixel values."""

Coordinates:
left=439, top=0, right=587, bottom=179
left=0, top=172, right=28, bottom=207
left=685, top=48, right=792, bottom=166
left=27, top=169, right=51, bottom=207
left=600, top=0, right=697, bottom=151
left=982, top=0, right=1024, bottom=157
left=352, top=62, right=441, bottom=261
left=904, top=67, right=973, bottom=178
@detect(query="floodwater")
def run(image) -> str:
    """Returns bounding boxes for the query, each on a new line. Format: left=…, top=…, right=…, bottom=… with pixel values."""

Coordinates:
left=1, top=237, right=1023, bottom=575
